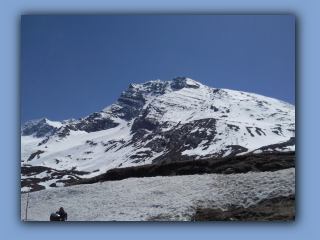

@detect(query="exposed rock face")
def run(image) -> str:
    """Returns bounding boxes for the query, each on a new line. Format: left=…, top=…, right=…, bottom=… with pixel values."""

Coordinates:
left=191, top=194, right=295, bottom=221
left=27, top=150, right=45, bottom=161
left=170, top=76, right=200, bottom=89
left=67, top=151, right=295, bottom=186
left=21, top=118, right=58, bottom=138
left=21, top=165, right=90, bottom=193
left=55, top=113, right=120, bottom=139
left=21, top=118, right=77, bottom=138
left=255, top=137, right=295, bottom=152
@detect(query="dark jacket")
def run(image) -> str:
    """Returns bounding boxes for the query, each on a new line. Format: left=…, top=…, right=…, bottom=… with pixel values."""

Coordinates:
left=56, top=209, right=68, bottom=221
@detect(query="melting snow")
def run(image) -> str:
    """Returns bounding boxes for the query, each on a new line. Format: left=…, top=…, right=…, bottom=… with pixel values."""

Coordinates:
left=21, top=168, right=295, bottom=221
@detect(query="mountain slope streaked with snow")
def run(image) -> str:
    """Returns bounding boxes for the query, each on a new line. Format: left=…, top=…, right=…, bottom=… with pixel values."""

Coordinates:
left=21, top=77, right=295, bottom=191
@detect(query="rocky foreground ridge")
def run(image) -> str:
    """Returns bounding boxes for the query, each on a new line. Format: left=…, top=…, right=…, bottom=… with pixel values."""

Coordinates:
left=191, top=194, right=295, bottom=221
left=67, top=151, right=295, bottom=187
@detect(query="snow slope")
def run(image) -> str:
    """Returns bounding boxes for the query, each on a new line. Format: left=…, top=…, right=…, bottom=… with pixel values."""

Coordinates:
left=21, top=168, right=295, bottom=221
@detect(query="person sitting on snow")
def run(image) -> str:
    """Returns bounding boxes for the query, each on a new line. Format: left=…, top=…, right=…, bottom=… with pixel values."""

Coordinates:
left=56, top=207, right=68, bottom=221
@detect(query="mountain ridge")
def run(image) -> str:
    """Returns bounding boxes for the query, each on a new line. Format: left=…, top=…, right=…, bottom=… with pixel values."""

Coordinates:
left=21, top=77, right=295, bottom=192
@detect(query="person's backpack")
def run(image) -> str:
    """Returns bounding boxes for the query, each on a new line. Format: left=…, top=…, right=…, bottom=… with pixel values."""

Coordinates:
left=50, top=213, right=60, bottom=221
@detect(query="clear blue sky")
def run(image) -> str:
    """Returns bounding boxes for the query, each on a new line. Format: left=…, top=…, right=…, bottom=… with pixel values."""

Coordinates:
left=21, top=15, right=295, bottom=123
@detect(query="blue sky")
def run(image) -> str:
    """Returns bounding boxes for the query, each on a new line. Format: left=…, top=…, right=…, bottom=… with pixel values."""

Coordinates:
left=21, top=15, right=295, bottom=123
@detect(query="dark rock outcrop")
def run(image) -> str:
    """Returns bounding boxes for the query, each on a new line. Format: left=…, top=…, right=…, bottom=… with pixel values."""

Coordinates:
left=21, top=165, right=90, bottom=193
left=67, top=151, right=295, bottom=187
left=21, top=118, right=58, bottom=138
left=191, top=195, right=295, bottom=221
left=55, top=113, right=120, bottom=139
left=27, top=150, right=45, bottom=161
left=170, top=76, right=200, bottom=89
left=254, top=137, right=295, bottom=152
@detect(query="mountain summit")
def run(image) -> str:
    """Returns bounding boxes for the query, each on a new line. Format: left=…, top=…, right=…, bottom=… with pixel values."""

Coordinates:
left=21, top=77, right=295, bottom=192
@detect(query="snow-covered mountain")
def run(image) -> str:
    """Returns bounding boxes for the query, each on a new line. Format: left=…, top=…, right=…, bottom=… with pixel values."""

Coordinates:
left=21, top=77, right=295, bottom=192
left=21, top=118, right=77, bottom=138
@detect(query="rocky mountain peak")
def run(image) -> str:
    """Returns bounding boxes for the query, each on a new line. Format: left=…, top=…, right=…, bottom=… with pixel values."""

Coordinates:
left=21, top=118, right=58, bottom=138
left=21, top=118, right=79, bottom=138
left=170, top=76, right=200, bottom=89
left=123, top=77, right=201, bottom=97
left=61, top=118, right=77, bottom=124
left=21, top=77, right=295, bottom=191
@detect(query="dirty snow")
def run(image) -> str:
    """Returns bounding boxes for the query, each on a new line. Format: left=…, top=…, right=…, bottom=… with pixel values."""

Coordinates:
left=21, top=168, right=295, bottom=221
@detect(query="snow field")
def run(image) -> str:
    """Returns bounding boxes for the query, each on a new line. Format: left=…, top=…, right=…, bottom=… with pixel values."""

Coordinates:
left=21, top=168, right=295, bottom=221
